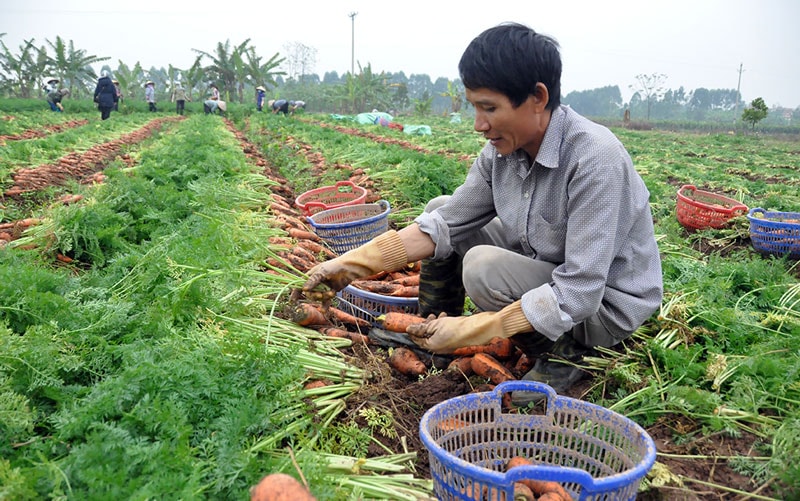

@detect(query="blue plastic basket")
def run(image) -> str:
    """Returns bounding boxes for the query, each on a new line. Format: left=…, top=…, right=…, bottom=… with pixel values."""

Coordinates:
left=747, top=208, right=800, bottom=259
left=420, top=381, right=657, bottom=501
left=336, top=284, right=418, bottom=327
left=306, top=200, right=391, bottom=255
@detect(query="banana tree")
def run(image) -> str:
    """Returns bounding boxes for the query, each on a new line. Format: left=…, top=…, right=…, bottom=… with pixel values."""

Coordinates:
left=45, top=36, right=109, bottom=98
left=193, top=39, right=252, bottom=102
left=440, top=79, right=463, bottom=113
left=0, top=37, right=45, bottom=98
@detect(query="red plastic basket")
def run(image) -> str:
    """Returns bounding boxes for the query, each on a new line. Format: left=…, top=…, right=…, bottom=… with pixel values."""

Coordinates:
left=294, top=180, right=367, bottom=216
left=676, top=184, right=748, bottom=230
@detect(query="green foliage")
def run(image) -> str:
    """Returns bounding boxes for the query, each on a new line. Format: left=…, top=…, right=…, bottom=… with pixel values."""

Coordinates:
left=742, top=97, right=769, bottom=129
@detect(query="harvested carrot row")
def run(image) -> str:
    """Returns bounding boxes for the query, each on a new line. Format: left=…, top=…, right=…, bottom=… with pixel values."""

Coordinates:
left=380, top=311, right=427, bottom=332
left=471, top=353, right=515, bottom=385
left=389, top=347, right=427, bottom=377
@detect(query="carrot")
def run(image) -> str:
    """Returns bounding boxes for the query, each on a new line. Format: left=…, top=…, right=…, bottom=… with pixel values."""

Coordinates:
left=351, top=280, right=418, bottom=297
left=388, top=347, right=427, bottom=377
left=55, top=253, right=73, bottom=263
left=453, top=337, right=515, bottom=359
left=303, top=380, right=330, bottom=390
left=514, top=352, right=534, bottom=374
left=282, top=253, right=315, bottom=272
left=290, top=245, right=318, bottom=263
left=250, top=473, right=316, bottom=501
left=471, top=353, right=515, bottom=385
left=318, top=326, right=370, bottom=344
left=381, top=311, right=427, bottom=332
left=447, top=356, right=474, bottom=376
left=513, top=482, right=535, bottom=501
left=505, top=456, right=571, bottom=500
left=437, top=417, right=471, bottom=432
left=389, top=273, right=420, bottom=287
left=287, top=227, right=320, bottom=242
left=291, top=303, right=330, bottom=327
left=295, top=239, right=337, bottom=259
left=328, top=306, right=371, bottom=328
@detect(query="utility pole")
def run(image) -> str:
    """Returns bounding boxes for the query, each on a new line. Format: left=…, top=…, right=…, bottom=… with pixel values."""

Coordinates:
left=349, top=12, right=358, bottom=75
left=734, top=63, right=744, bottom=124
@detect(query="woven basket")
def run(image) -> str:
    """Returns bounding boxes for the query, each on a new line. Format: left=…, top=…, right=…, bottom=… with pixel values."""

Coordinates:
left=747, top=208, right=800, bottom=259
left=676, top=184, right=748, bottom=230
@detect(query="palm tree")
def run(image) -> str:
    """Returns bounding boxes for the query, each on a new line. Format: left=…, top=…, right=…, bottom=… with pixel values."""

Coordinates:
left=45, top=36, right=109, bottom=98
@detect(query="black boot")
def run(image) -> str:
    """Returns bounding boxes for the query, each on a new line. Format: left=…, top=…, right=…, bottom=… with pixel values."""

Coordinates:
left=417, top=253, right=465, bottom=318
left=512, top=334, right=595, bottom=406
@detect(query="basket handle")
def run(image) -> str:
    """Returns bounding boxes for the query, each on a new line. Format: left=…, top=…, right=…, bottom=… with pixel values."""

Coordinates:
left=494, top=380, right=557, bottom=404
left=677, top=184, right=697, bottom=197
left=748, top=207, right=766, bottom=218
left=333, top=180, right=358, bottom=193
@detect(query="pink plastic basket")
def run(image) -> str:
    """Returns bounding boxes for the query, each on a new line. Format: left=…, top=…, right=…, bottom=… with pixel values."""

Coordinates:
left=294, top=180, right=367, bottom=216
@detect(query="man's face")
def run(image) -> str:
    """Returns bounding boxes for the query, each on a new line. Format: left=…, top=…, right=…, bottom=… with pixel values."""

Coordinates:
left=466, top=87, right=547, bottom=157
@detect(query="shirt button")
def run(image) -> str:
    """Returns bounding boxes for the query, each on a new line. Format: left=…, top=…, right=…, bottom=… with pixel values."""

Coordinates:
left=524, top=192, right=529, bottom=198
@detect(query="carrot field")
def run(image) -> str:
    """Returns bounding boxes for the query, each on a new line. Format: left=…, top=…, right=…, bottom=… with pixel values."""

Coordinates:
left=1, top=100, right=799, bottom=500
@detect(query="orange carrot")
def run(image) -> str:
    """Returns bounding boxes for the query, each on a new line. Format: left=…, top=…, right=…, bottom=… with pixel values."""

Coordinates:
left=287, top=227, right=320, bottom=242
left=381, top=311, right=427, bottom=333
left=471, top=353, right=515, bottom=385
left=513, top=482, right=535, bottom=501
left=303, top=380, right=330, bottom=390
left=290, top=245, right=318, bottom=263
left=447, top=356, right=474, bottom=376
left=328, top=306, right=371, bottom=328
left=292, top=303, right=330, bottom=327
left=318, top=326, right=370, bottom=344
left=295, top=239, right=336, bottom=259
left=55, top=253, right=73, bottom=263
left=505, top=456, right=571, bottom=500
left=250, top=473, right=316, bottom=501
left=351, top=280, right=418, bottom=297
left=514, top=352, right=534, bottom=374
left=437, top=417, right=470, bottom=432
left=389, top=273, right=420, bottom=287
left=283, top=253, right=315, bottom=272
left=453, top=337, right=515, bottom=359
left=388, top=347, right=427, bottom=377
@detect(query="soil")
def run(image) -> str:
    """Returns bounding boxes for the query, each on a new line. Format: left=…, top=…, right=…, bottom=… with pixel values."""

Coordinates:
left=341, top=343, right=779, bottom=500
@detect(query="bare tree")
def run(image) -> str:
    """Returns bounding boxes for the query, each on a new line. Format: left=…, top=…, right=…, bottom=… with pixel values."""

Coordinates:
left=629, top=73, right=667, bottom=121
left=281, top=42, right=317, bottom=82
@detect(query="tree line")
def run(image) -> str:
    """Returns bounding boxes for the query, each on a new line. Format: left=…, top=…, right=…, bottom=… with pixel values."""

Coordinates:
left=2, top=34, right=798, bottom=126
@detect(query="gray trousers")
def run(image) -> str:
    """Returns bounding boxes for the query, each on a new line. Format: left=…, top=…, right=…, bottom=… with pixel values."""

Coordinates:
left=426, top=196, right=620, bottom=348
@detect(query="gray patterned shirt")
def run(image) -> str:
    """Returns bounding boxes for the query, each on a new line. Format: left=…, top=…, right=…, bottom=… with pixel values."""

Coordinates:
left=415, top=105, right=663, bottom=339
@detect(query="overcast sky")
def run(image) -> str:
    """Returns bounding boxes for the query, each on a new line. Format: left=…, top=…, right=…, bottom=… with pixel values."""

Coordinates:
left=3, top=0, right=799, bottom=108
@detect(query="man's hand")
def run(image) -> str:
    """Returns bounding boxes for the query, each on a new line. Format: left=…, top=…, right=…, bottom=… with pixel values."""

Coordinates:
left=407, top=301, right=532, bottom=354
left=298, top=230, right=408, bottom=302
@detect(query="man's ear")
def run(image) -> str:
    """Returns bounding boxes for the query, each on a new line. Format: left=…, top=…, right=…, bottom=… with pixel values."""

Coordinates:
left=531, top=82, right=550, bottom=112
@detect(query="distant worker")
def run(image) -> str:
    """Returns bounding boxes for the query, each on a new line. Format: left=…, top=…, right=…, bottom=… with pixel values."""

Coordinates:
left=172, top=83, right=191, bottom=115
left=43, top=77, right=59, bottom=94
left=209, top=83, right=220, bottom=101
left=255, top=86, right=266, bottom=112
left=145, top=80, right=157, bottom=112
left=269, top=99, right=289, bottom=115
left=204, top=99, right=226, bottom=116
left=289, top=100, right=306, bottom=114
left=46, top=87, right=69, bottom=112
left=113, top=79, right=123, bottom=111
left=93, top=71, right=118, bottom=120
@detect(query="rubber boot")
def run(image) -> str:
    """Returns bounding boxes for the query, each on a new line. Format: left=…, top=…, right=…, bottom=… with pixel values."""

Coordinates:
left=417, top=253, right=465, bottom=318
left=511, top=334, right=594, bottom=407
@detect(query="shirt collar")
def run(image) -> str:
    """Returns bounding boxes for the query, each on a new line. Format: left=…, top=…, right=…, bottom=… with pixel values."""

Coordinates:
left=534, top=105, right=565, bottom=170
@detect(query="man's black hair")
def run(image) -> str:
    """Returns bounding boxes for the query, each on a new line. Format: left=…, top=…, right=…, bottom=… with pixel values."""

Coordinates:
left=458, top=22, right=562, bottom=110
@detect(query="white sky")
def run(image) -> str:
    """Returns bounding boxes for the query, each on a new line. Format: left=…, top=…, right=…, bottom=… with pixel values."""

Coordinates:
left=3, top=0, right=799, bottom=108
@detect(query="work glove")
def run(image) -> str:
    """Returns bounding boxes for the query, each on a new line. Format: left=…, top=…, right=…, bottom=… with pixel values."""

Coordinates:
left=407, top=301, right=532, bottom=354
left=300, top=230, right=408, bottom=303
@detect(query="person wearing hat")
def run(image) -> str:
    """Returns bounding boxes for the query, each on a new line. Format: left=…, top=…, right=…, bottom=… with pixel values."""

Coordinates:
left=93, top=71, right=118, bottom=120
left=203, top=98, right=226, bottom=116
left=171, top=83, right=191, bottom=115
left=255, top=86, right=266, bottom=112
left=113, top=79, right=123, bottom=111
left=145, top=80, right=157, bottom=112
left=209, top=84, right=220, bottom=101
left=43, top=77, right=59, bottom=94
left=46, top=87, right=69, bottom=112
left=269, top=98, right=289, bottom=115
